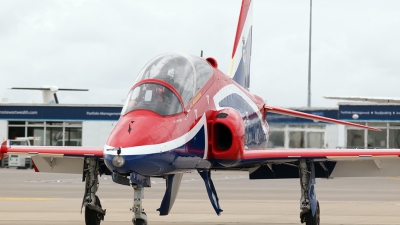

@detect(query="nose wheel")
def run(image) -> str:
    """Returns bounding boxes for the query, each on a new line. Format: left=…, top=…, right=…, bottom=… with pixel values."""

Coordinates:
left=133, top=214, right=147, bottom=225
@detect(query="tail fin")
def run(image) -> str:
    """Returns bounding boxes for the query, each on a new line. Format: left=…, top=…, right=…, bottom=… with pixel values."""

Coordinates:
left=228, top=0, right=253, bottom=90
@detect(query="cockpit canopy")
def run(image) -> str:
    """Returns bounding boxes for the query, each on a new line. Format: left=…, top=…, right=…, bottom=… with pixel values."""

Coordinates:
left=121, top=82, right=182, bottom=116
left=121, top=52, right=214, bottom=116
left=134, top=52, right=213, bottom=105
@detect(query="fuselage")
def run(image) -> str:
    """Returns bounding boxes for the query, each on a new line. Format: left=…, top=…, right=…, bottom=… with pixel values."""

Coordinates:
left=104, top=52, right=269, bottom=176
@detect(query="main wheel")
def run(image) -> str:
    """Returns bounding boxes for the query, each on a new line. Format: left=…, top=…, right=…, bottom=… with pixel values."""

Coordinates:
left=304, top=201, right=320, bottom=225
left=85, top=195, right=103, bottom=225
left=134, top=219, right=147, bottom=225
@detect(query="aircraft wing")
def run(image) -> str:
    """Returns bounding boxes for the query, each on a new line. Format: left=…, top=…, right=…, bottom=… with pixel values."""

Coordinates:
left=1, top=141, right=103, bottom=174
left=324, top=96, right=400, bottom=104
left=263, top=104, right=380, bottom=130
left=243, top=148, right=400, bottom=178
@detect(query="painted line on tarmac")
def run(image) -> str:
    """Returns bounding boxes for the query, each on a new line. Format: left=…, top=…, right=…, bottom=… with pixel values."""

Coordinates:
left=387, top=176, right=400, bottom=181
left=149, top=175, right=247, bottom=185
left=0, top=197, right=61, bottom=201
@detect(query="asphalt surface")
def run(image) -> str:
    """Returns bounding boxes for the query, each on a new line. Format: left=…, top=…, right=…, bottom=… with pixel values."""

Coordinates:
left=1, top=169, right=400, bottom=225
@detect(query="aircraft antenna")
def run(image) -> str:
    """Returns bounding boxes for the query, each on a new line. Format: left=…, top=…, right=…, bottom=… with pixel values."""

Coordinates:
left=307, top=0, right=313, bottom=107
left=200, top=50, right=203, bottom=57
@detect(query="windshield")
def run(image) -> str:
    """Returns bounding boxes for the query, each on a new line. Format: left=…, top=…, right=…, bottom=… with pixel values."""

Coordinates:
left=134, top=52, right=213, bottom=105
left=121, top=83, right=183, bottom=116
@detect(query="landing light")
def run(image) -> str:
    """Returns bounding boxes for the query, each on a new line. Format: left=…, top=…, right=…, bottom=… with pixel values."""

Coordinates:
left=112, top=155, right=125, bottom=167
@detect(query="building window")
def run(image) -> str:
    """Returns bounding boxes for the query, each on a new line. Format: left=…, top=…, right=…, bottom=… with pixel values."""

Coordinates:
left=367, top=130, right=387, bottom=148
left=289, top=131, right=305, bottom=148
left=8, top=127, right=25, bottom=139
left=46, top=127, right=63, bottom=146
left=345, top=123, right=400, bottom=149
left=64, top=128, right=82, bottom=146
left=307, top=132, right=324, bottom=148
left=27, top=127, right=44, bottom=146
left=7, top=121, right=82, bottom=146
left=389, top=129, right=400, bottom=148
left=346, top=130, right=364, bottom=148
left=268, top=131, right=284, bottom=148
left=269, top=124, right=328, bottom=148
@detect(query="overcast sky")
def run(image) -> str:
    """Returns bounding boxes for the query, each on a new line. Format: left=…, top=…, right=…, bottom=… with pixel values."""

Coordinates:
left=1, top=0, right=399, bottom=108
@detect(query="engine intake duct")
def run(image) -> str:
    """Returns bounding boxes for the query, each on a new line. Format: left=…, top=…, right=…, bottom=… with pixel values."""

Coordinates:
left=210, top=108, right=245, bottom=167
left=215, top=123, right=232, bottom=150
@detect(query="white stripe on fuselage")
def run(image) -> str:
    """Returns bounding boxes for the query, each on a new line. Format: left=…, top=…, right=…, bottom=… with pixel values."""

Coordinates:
left=104, top=114, right=207, bottom=156
left=213, top=84, right=267, bottom=134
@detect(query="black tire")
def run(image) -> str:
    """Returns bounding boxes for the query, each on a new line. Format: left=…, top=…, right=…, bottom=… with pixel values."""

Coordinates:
left=134, top=219, right=147, bottom=225
left=85, top=195, right=103, bottom=225
left=305, top=201, right=320, bottom=225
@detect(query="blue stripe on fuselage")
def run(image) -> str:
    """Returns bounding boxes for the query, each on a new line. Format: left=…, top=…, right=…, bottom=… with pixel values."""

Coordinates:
left=219, top=93, right=267, bottom=148
left=104, top=126, right=211, bottom=175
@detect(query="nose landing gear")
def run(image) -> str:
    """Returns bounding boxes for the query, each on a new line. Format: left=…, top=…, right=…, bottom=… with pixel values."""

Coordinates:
left=132, top=185, right=148, bottom=225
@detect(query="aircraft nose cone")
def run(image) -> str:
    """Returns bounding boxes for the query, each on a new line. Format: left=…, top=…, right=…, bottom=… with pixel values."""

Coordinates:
left=106, top=112, right=171, bottom=148
left=104, top=111, right=176, bottom=175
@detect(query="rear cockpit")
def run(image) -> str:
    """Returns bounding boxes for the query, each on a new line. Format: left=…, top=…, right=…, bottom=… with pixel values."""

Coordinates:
left=122, top=52, right=213, bottom=116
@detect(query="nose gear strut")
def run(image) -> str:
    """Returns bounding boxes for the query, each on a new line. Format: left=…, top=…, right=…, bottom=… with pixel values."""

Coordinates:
left=131, top=184, right=148, bottom=225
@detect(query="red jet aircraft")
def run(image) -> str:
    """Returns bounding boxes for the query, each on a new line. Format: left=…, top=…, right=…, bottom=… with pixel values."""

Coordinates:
left=2, top=1, right=400, bottom=225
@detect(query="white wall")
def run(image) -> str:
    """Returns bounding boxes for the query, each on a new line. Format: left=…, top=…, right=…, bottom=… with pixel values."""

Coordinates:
left=82, top=121, right=116, bottom=147
left=325, top=124, right=339, bottom=148
left=337, top=125, right=345, bottom=148
left=0, top=121, right=7, bottom=142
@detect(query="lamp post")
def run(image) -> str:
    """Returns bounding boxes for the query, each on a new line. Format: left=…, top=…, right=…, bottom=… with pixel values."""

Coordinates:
left=307, top=0, right=313, bottom=108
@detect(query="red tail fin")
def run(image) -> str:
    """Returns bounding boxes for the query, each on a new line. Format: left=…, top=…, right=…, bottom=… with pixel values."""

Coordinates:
left=228, top=0, right=252, bottom=90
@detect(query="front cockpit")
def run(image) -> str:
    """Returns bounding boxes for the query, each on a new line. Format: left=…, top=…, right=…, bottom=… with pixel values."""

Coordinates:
left=121, top=82, right=183, bottom=116
left=121, top=52, right=213, bottom=116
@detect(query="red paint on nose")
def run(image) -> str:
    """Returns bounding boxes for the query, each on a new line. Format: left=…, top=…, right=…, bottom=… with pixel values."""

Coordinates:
left=106, top=111, right=172, bottom=148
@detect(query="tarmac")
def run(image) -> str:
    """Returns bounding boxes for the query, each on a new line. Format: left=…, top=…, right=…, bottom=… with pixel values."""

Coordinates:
left=1, top=169, right=400, bottom=225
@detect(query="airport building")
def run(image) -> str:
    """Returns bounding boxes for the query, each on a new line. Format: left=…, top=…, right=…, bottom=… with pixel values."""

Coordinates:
left=0, top=104, right=122, bottom=147
left=338, top=102, right=400, bottom=149
left=267, top=108, right=341, bottom=149
left=1, top=102, right=400, bottom=150
left=267, top=102, right=400, bottom=149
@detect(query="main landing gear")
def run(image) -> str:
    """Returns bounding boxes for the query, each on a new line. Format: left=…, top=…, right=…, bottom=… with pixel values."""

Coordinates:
left=299, top=159, right=320, bottom=225
left=82, top=158, right=106, bottom=225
